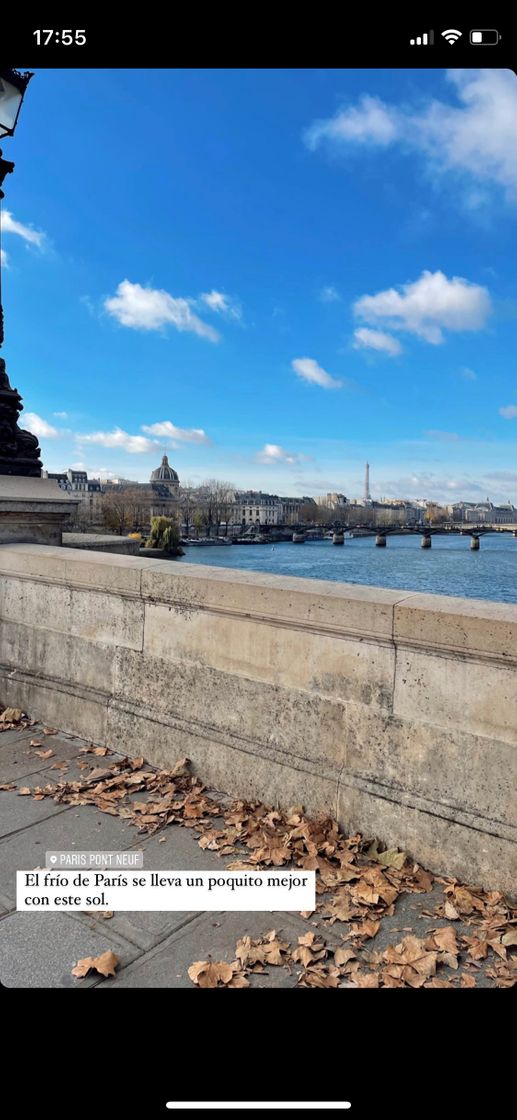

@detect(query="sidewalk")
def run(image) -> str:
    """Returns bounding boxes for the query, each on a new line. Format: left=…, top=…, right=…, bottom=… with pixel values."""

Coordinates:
left=0, top=717, right=515, bottom=988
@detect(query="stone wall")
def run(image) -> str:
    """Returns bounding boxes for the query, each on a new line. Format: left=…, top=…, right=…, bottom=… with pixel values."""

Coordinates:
left=62, top=533, right=141, bottom=555
left=0, top=543, right=515, bottom=894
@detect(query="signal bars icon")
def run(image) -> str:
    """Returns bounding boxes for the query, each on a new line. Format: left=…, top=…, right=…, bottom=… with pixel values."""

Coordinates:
left=410, top=30, right=434, bottom=45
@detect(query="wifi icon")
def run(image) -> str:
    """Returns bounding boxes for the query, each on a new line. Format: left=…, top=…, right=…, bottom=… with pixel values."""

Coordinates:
left=442, top=29, right=462, bottom=44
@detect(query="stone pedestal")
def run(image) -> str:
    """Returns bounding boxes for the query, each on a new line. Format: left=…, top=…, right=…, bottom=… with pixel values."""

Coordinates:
left=0, top=476, right=79, bottom=545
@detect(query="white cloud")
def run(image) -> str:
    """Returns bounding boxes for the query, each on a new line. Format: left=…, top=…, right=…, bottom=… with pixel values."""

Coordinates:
left=319, top=285, right=341, bottom=303
left=424, top=430, right=461, bottom=442
left=78, top=428, right=157, bottom=454
left=256, top=443, right=304, bottom=465
left=2, top=210, right=45, bottom=248
left=305, top=95, right=398, bottom=150
left=304, top=70, right=517, bottom=202
left=353, top=270, right=491, bottom=344
left=499, top=405, right=517, bottom=419
left=383, top=472, right=485, bottom=500
left=353, top=327, right=402, bottom=356
left=460, top=367, right=478, bottom=381
left=53, top=411, right=69, bottom=419
left=23, top=413, right=59, bottom=439
left=141, top=420, right=211, bottom=445
left=104, top=280, right=220, bottom=342
left=0, top=249, right=8, bottom=267
left=292, top=357, right=342, bottom=389
left=200, top=290, right=241, bottom=320
left=485, top=471, right=517, bottom=483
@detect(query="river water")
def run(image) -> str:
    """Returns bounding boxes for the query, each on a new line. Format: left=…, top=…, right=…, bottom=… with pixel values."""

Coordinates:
left=180, top=533, right=517, bottom=604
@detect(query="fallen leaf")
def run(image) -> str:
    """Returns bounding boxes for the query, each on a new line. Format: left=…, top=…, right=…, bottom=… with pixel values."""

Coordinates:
left=0, top=707, right=23, bottom=722
left=366, top=840, right=406, bottom=870
left=72, top=950, right=119, bottom=978
left=298, top=965, right=341, bottom=988
left=502, top=931, right=517, bottom=947
left=17, top=787, right=32, bottom=796
left=426, top=927, right=458, bottom=956
left=171, top=757, right=191, bottom=776
left=34, top=749, right=54, bottom=760
left=187, top=960, right=236, bottom=988
left=334, top=947, right=357, bottom=967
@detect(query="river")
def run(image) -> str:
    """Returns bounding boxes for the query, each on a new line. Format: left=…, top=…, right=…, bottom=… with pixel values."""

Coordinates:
left=180, top=533, right=517, bottom=604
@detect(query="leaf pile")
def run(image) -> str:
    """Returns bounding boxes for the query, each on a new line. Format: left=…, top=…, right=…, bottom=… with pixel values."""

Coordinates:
left=10, top=740, right=516, bottom=988
left=0, top=706, right=31, bottom=732
left=188, top=921, right=516, bottom=989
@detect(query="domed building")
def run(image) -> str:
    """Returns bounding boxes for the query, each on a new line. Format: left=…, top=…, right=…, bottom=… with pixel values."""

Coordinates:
left=150, top=454, right=180, bottom=498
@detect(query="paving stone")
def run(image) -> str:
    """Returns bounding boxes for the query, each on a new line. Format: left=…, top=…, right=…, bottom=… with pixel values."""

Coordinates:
left=0, top=804, right=137, bottom=903
left=0, top=727, right=38, bottom=747
left=0, top=732, right=87, bottom=783
left=0, top=910, right=141, bottom=988
left=75, top=824, right=242, bottom=950
left=0, top=789, right=72, bottom=839
left=101, top=909, right=335, bottom=988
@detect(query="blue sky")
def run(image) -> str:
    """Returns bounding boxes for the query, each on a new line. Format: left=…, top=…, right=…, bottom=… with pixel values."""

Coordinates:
left=3, top=66, right=517, bottom=502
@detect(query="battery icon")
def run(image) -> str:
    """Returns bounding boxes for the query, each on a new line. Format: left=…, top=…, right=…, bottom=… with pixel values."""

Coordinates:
left=470, top=29, right=501, bottom=44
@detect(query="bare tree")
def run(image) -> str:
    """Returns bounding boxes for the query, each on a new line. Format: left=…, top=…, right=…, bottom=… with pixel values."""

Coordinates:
left=100, top=488, right=148, bottom=535
left=425, top=503, right=447, bottom=526
left=298, top=501, right=319, bottom=525
left=200, top=479, right=236, bottom=537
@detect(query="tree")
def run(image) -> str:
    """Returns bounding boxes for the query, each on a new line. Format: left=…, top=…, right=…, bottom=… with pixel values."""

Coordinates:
left=100, top=488, right=147, bottom=535
left=192, top=510, right=205, bottom=538
left=199, top=479, right=236, bottom=537
left=178, top=482, right=198, bottom=538
left=425, top=503, right=447, bottom=526
left=145, top=516, right=183, bottom=555
left=298, top=501, right=319, bottom=525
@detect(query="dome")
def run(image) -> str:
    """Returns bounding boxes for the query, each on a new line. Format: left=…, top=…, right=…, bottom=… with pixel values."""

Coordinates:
left=150, top=454, right=179, bottom=483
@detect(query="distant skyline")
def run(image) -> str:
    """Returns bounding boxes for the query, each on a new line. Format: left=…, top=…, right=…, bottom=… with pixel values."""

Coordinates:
left=3, top=67, right=517, bottom=503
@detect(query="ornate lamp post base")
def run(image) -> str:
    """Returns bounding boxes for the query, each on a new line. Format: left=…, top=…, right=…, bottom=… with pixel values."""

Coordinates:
left=0, top=358, right=43, bottom=476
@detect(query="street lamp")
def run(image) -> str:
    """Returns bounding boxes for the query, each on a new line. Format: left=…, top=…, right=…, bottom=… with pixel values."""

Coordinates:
left=0, top=68, right=33, bottom=139
left=0, top=68, right=42, bottom=476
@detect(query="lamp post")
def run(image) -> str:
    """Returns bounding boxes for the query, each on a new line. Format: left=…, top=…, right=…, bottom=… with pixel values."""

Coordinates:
left=0, top=68, right=42, bottom=476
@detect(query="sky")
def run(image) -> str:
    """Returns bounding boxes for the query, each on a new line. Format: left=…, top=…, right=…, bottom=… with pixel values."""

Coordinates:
left=2, top=66, right=517, bottom=504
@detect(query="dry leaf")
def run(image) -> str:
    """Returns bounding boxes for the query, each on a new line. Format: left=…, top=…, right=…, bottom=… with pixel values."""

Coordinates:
left=34, top=748, right=54, bottom=759
left=334, top=947, right=357, bottom=967
left=72, top=950, right=119, bottom=978
left=0, top=707, right=23, bottom=722
left=188, top=960, right=236, bottom=988
left=366, top=840, right=406, bottom=870
left=17, top=787, right=32, bottom=796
